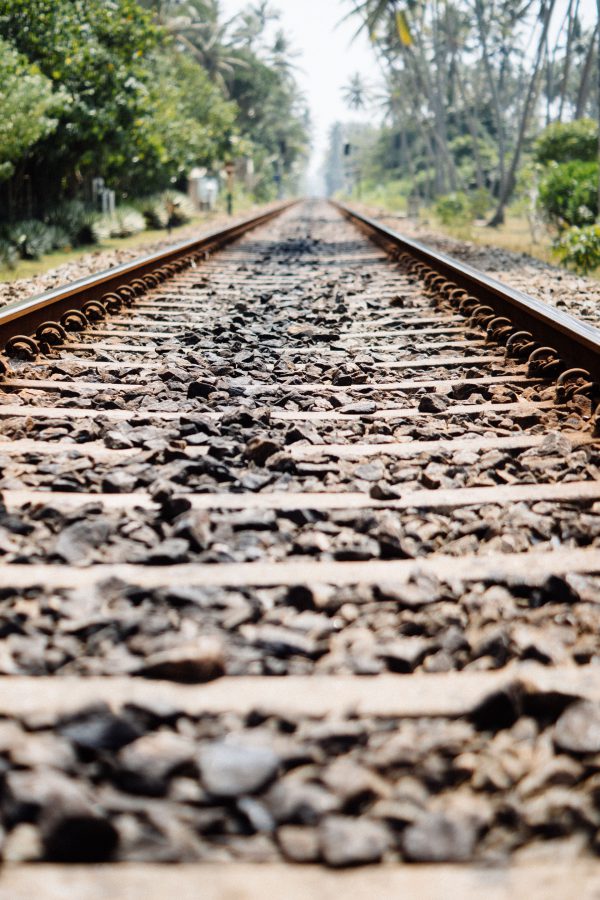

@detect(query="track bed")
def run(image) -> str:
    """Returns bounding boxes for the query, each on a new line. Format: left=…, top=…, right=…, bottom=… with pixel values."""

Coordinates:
left=2, top=201, right=600, bottom=895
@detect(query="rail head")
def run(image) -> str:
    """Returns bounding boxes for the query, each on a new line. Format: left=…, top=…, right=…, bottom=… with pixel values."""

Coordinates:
left=332, top=199, right=600, bottom=383
left=0, top=200, right=297, bottom=358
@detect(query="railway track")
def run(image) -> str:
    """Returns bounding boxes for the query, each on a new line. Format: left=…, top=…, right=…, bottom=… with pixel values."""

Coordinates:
left=2, top=199, right=600, bottom=896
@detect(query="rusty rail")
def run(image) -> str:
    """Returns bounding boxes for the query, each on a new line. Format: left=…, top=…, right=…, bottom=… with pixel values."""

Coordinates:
left=0, top=200, right=295, bottom=365
left=332, top=200, right=600, bottom=407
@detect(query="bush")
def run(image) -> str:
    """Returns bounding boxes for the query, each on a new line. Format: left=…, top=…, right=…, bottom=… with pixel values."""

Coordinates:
left=162, top=190, right=195, bottom=225
left=137, top=195, right=169, bottom=229
left=92, top=206, right=146, bottom=241
left=434, top=192, right=473, bottom=225
left=554, top=224, right=600, bottom=274
left=469, top=188, right=492, bottom=219
left=534, top=119, right=598, bottom=166
left=45, top=225, right=71, bottom=251
left=538, top=160, right=598, bottom=229
left=0, top=238, right=18, bottom=270
left=138, top=190, right=196, bottom=229
left=46, top=200, right=97, bottom=246
left=8, top=219, right=55, bottom=259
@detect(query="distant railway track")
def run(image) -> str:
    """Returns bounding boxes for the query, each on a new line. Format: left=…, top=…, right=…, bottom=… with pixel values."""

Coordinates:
left=1, top=199, right=600, bottom=896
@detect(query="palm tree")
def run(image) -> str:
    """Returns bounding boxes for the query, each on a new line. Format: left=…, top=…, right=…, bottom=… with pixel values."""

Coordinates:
left=342, top=73, right=371, bottom=110
left=344, top=1, right=413, bottom=45
left=146, top=0, right=248, bottom=94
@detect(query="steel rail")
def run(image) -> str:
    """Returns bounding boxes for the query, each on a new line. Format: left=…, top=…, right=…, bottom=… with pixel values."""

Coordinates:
left=333, top=200, right=600, bottom=387
left=0, top=200, right=295, bottom=362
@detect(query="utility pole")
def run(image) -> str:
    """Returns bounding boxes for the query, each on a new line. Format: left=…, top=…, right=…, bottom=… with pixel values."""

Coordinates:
left=225, top=161, right=235, bottom=216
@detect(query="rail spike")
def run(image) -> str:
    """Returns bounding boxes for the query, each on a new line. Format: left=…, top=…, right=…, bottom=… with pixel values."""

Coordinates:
left=556, top=368, right=596, bottom=404
left=486, top=316, right=513, bottom=344
left=527, top=346, right=563, bottom=377
left=4, top=334, right=40, bottom=360
left=101, top=292, right=123, bottom=313
left=82, top=300, right=107, bottom=322
left=60, top=309, right=88, bottom=331
left=35, top=321, right=68, bottom=346
left=506, top=330, right=535, bottom=359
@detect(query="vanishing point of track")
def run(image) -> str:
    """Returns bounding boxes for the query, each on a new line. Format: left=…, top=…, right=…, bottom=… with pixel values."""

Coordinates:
left=3, top=200, right=600, bottom=896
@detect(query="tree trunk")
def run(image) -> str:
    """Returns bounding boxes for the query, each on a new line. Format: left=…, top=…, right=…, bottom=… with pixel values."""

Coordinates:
left=474, top=0, right=506, bottom=199
left=558, top=0, right=578, bottom=121
left=488, top=0, right=557, bottom=227
left=455, top=65, right=485, bottom=190
left=575, top=24, right=598, bottom=117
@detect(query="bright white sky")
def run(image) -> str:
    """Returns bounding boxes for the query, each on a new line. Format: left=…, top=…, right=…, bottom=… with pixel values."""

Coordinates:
left=221, top=0, right=375, bottom=189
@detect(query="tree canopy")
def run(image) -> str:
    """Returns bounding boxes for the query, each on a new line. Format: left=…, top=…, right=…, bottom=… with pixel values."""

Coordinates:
left=0, top=0, right=309, bottom=220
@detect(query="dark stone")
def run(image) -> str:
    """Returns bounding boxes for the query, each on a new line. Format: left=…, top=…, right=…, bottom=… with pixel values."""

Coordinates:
left=418, top=393, right=448, bottom=413
left=42, top=813, right=119, bottom=862
left=58, top=704, right=141, bottom=751
left=245, top=437, right=282, bottom=465
left=187, top=381, right=215, bottom=400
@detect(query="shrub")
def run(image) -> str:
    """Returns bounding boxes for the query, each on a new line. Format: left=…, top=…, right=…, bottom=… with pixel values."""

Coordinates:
left=8, top=219, right=55, bottom=259
left=92, top=206, right=146, bottom=241
left=137, top=195, right=169, bottom=229
left=554, top=224, right=600, bottom=274
left=469, top=188, right=492, bottom=219
left=0, top=238, right=18, bottom=270
left=139, top=190, right=196, bottom=229
left=46, top=200, right=97, bottom=246
left=162, top=190, right=195, bottom=225
left=534, top=119, right=598, bottom=166
left=434, top=192, right=473, bottom=225
left=538, top=160, right=598, bottom=229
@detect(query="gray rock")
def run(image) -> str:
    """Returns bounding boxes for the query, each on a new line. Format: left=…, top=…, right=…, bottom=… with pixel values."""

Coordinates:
left=278, top=825, right=320, bottom=862
left=554, top=701, right=600, bottom=754
left=319, top=815, right=389, bottom=867
left=117, top=731, right=197, bottom=794
left=265, top=777, right=338, bottom=824
left=199, top=740, right=280, bottom=797
left=54, top=520, right=111, bottom=564
left=402, top=811, right=478, bottom=862
left=1, top=823, right=42, bottom=862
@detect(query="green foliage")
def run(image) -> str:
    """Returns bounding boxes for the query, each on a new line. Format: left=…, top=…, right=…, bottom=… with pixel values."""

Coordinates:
left=0, top=238, right=18, bottom=270
left=162, top=191, right=195, bottom=225
left=538, top=160, right=598, bottom=229
left=469, top=188, right=492, bottom=219
left=554, top=224, right=600, bottom=273
left=228, top=48, right=308, bottom=199
left=534, top=119, right=598, bottom=166
left=0, top=0, right=308, bottom=224
left=137, top=197, right=169, bottom=229
left=137, top=190, right=195, bottom=229
left=0, top=37, right=66, bottom=181
left=434, top=192, right=473, bottom=225
left=92, top=207, right=146, bottom=242
left=131, top=52, right=237, bottom=196
left=46, top=200, right=96, bottom=246
left=0, top=0, right=160, bottom=189
left=8, top=220, right=56, bottom=259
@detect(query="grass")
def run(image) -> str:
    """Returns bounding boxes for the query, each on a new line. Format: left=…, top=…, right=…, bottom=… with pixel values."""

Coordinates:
left=426, top=213, right=559, bottom=267
left=347, top=188, right=562, bottom=270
